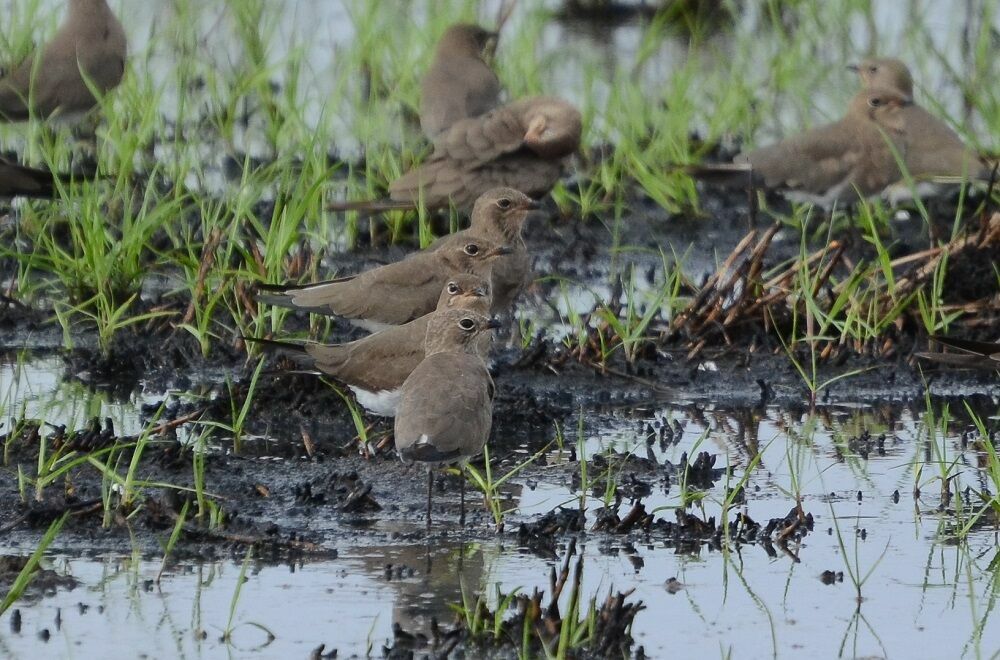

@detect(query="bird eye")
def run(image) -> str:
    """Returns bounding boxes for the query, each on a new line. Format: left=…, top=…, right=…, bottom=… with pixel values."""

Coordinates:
left=459, top=318, right=476, bottom=331
left=447, top=282, right=459, bottom=294
left=868, top=97, right=882, bottom=107
left=464, top=243, right=480, bottom=256
left=496, top=198, right=512, bottom=210
left=868, top=66, right=878, bottom=74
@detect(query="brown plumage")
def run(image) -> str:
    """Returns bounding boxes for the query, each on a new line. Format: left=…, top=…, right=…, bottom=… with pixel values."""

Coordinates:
left=0, top=157, right=68, bottom=197
left=420, top=23, right=501, bottom=139
left=691, top=87, right=911, bottom=208
left=390, top=96, right=582, bottom=210
left=0, top=0, right=127, bottom=122
left=916, top=336, right=1000, bottom=371
left=429, top=187, right=538, bottom=313
left=851, top=57, right=990, bottom=184
left=244, top=274, right=493, bottom=417
left=255, top=232, right=511, bottom=331
left=394, top=309, right=499, bottom=525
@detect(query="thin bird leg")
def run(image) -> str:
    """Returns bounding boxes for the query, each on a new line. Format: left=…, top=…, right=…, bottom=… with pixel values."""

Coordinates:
left=459, top=467, right=466, bottom=527
left=427, top=467, right=434, bottom=529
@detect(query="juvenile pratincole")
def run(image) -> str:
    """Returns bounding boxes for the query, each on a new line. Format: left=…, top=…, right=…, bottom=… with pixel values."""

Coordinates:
left=256, top=233, right=511, bottom=331
left=394, top=309, right=500, bottom=526
left=420, top=23, right=501, bottom=139
left=329, top=96, right=581, bottom=213
left=391, top=96, right=581, bottom=210
left=0, top=0, right=127, bottom=122
left=850, top=57, right=991, bottom=188
left=916, top=336, right=1000, bottom=371
left=430, top=188, right=538, bottom=313
left=245, top=274, right=493, bottom=417
left=690, top=87, right=911, bottom=208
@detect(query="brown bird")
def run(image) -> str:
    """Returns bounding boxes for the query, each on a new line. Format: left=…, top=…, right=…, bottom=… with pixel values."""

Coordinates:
left=329, top=96, right=581, bottom=213
left=850, top=57, right=991, bottom=189
left=244, top=274, right=493, bottom=417
left=256, top=232, right=511, bottom=331
left=420, top=23, right=501, bottom=139
left=0, top=156, right=73, bottom=197
left=430, top=187, right=538, bottom=313
left=394, top=309, right=499, bottom=526
left=0, top=0, right=127, bottom=122
left=691, top=87, right=912, bottom=208
left=916, top=336, right=1000, bottom=371
left=392, top=96, right=581, bottom=210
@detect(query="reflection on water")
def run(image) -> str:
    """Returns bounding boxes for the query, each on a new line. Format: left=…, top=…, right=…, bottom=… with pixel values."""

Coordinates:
left=2, top=388, right=1000, bottom=657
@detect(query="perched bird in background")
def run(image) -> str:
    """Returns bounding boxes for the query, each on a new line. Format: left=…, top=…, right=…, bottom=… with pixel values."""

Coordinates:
left=689, top=87, right=911, bottom=208
left=244, top=274, right=493, bottom=417
left=255, top=233, right=511, bottom=331
left=0, top=156, right=74, bottom=197
left=391, top=96, right=581, bottom=210
left=430, top=187, right=538, bottom=313
left=394, top=309, right=499, bottom=526
left=328, top=96, right=581, bottom=213
left=0, top=0, right=127, bottom=122
left=916, top=336, right=1000, bottom=371
left=850, top=57, right=992, bottom=189
left=420, top=23, right=501, bottom=140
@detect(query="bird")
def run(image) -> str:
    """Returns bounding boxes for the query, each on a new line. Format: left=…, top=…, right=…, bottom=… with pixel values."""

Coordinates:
left=689, top=87, right=912, bottom=208
left=244, top=274, right=493, bottom=417
left=0, top=0, right=127, bottom=122
left=849, top=57, right=991, bottom=190
left=255, top=232, right=511, bottom=331
left=0, top=156, right=73, bottom=197
left=394, top=309, right=500, bottom=526
left=429, top=187, right=538, bottom=313
left=916, top=336, right=1000, bottom=370
left=420, top=23, right=501, bottom=140
left=328, top=96, right=582, bottom=213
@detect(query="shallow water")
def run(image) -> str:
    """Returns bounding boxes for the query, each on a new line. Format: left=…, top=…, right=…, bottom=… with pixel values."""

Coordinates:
left=3, top=352, right=1000, bottom=658
left=2, top=1, right=1000, bottom=658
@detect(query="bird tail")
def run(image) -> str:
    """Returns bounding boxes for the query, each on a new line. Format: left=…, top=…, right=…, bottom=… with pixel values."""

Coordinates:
left=916, top=335, right=1000, bottom=369
left=326, top=198, right=416, bottom=213
left=682, top=162, right=757, bottom=187
left=241, top=336, right=320, bottom=371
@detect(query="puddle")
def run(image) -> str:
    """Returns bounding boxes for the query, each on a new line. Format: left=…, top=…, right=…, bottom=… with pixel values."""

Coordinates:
left=3, top=389, right=1000, bottom=658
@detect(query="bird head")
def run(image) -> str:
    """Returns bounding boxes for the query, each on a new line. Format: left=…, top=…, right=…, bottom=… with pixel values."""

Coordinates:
left=849, top=57, right=914, bottom=98
left=470, top=187, right=539, bottom=238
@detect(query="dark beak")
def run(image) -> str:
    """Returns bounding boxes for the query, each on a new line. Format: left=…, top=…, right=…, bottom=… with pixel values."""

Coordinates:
left=472, top=286, right=489, bottom=297
left=490, top=245, right=514, bottom=257
left=847, top=64, right=860, bottom=73
left=524, top=198, right=541, bottom=210
left=485, top=318, right=503, bottom=330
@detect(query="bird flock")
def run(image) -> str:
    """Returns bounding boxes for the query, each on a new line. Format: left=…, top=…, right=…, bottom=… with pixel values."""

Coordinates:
left=0, top=2, right=994, bottom=526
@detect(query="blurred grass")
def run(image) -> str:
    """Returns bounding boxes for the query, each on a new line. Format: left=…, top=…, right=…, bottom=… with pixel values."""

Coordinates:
left=0, top=0, right=996, bottom=357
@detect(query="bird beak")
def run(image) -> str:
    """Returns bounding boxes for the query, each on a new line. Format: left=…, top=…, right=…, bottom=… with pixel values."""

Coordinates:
left=472, top=286, right=489, bottom=297
left=489, top=245, right=514, bottom=257
left=522, top=198, right=541, bottom=211
left=485, top=318, right=503, bottom=330
left=846, top=64, right=860, bottom=73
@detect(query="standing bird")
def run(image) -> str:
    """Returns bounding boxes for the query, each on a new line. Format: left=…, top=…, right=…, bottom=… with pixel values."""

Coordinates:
left=850, top=57, right=991, bottom=187
left=916, top=336, right=1000, bottom=371
left=328, top=96, right=581, bottom=213
left=430, top=188, right=538, bottom=313
left=244, top=274, right=493, bottom=417
left=420, top=23, right=501, bottom=139
left=0, top=0, right=127, bottom=122
left=690, top=87, right=912, bottom=208
left=394, top=309, right=499, bottom=526
left=255, top=232, right=511, bottom=331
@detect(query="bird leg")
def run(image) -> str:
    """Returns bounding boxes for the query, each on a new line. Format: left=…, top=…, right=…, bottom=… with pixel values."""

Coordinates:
left=426, top=467, right=434, bottom=529
left=459, top=468, right=466, bottom=527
